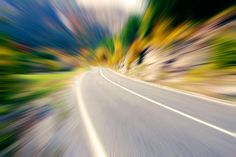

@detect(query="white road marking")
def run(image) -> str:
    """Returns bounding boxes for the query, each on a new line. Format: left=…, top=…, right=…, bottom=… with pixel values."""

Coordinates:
left=108, top=69, right=236, bottom=107
left=76, top=73, right=107, bottom=157
left=100, top=69, right=236, bottom=138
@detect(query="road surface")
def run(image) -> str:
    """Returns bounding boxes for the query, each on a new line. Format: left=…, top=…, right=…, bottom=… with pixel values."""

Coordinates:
left=76, top=68, right=236, bottom=157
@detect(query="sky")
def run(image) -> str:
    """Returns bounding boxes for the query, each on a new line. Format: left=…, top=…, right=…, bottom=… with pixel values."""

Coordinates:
left=76, top=0, right=147, bottom=14
left=75, top=0, right=147, bottom=33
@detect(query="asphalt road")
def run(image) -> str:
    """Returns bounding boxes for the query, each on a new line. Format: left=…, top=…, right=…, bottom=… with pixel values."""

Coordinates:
left=77, top=68, right=236, bottom=157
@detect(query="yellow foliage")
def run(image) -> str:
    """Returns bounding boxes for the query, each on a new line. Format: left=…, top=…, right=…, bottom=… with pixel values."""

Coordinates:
left=111, top=37, right=124, bottom=65
left=0, top=46, right=19, bottom=66
left=0, top=46, right=18, bottom=56
left=95, top=47, right=111, bottom=64
left=125, top=38, right=147, bottom=68
left=162, top=22, right=191, bottom=44
left=150, top=20, right=191, bottom=47
left=184, top=64, right=215, bottom=82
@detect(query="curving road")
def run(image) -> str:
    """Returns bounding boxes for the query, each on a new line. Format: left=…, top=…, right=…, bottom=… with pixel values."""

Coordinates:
left=76, top=68, right=236, bottom=157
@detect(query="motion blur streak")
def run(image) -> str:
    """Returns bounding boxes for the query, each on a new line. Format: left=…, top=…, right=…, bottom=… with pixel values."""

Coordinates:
left=100, top=69, right=236, bottom=138
left=0, top=0, right=236, bottom=156
left=76, top=74, right=107, bottom=157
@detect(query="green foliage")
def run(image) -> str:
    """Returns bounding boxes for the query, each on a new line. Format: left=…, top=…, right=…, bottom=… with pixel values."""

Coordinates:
left=139, top=0, right=175, bottom=37
left=120, top=15, right=141, bottom=50
left=0, top=46, right=68, bottom=74
left=212, top=36, right=236, bottom=68
left=32, top=51, right=58, bottom=61
left=99, top=37, right=114, bottom=54
left=0, top=34, right=11, bottom=47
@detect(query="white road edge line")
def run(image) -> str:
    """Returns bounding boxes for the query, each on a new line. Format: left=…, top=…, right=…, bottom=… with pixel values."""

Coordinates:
left=108, top=69, right=236, bottom=107
left=100, top=69, right=236, bottom=138
left=76, top=73, right=107, bottom=157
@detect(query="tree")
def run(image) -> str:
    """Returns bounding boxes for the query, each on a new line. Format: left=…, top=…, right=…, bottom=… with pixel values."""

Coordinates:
left=212, top=34, right=236, bottom=68
left=120, top=15, right=141, bottom=51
